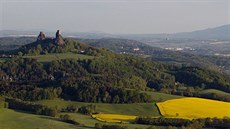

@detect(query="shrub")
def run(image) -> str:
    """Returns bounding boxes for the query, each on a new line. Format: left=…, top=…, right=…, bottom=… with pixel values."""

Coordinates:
left=101, top=125, right=127, bottom=129
left=95, top=123, right=103, bottom=129
left=78, top=104, right=96, bottom=115
left=59, top=114, right=80, bottom=125
left=5, top=98, right=58, bottom=116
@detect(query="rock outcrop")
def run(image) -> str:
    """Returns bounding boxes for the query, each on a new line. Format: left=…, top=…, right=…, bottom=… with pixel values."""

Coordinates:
left=37, top=32, right=46, bottom=41
left=55, top=30, right=65, bottom=46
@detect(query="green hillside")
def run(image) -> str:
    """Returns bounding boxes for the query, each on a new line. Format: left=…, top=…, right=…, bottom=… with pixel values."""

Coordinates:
left=0, top=108, right=161, bottom=129
left=62, top=112, right=160, bottom=129
left=36, top=99, right=160, bottom=117
left=199, top=89, right=230, bottom=101
left=142, top=90, right=183, bottom=101
left=24, top=53, right=93, bottom=63
left=0, top=108, right=78, bottom=129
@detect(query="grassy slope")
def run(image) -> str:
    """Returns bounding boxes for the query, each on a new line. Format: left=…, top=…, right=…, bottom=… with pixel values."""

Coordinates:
left=0, top=108, right=81, bottom=129
left=37, top=99, right=160, bottom=117
left=60, top=112, right=159, bottom=129
left=143, top=90, right=183, bottom=101
left=0, top=108, right=161, bottom=129
left=199, top=89, right=230, bottom=101
left=24, top=53, right=93, bottom=63
left=199, top=89, right=230, bottom=96
left=0, top=108, right=163, bottom=129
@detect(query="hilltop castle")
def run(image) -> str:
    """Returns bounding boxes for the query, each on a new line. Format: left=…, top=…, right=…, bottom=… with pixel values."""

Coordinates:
left=55, top=30, right=65, bottom=46
left=36, top=30, right=65, bottom=45
left=37, top=32, right=46, bottom=41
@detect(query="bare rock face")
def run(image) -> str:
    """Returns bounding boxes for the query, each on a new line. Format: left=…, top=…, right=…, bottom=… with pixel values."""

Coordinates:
left=55, top=30, right=65, bottom=46
left=37, top=32, right=46, bottom=41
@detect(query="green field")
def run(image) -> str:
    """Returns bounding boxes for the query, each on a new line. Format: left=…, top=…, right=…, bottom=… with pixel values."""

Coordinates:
left=199, top=89, right=230, bottom=96
left=33, top=92, right=183, bottom=128
left=36, top=92, right=182, bottom=117
left=35, top=100, right=165, bottom=128
left=37, top=99, right=160, bottom=117
left=199, top=89, right=230, bottom=101
left=59, top=112, right=159, bottom=129
left=143, top=90, right=183, bottom=101
left=24, top=53, right=93, bottom=63
left=0, top=108, right=80, bottom=129
left=34, top=92, right=183, bottom=128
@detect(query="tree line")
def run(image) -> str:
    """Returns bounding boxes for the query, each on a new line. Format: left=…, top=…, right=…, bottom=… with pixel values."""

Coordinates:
left=135, top=117, right=230, bottom=128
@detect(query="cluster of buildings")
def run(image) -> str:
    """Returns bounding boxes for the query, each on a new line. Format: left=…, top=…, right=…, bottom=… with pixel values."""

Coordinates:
left=165, top=47, right=195, bottom=51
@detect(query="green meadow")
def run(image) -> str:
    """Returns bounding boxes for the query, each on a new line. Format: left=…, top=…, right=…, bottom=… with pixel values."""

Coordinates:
left=24, top=53, right=93, bottom=63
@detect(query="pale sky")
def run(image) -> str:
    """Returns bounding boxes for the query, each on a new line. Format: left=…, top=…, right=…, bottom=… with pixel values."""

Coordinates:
left=0, top=0, right=229, bottom=34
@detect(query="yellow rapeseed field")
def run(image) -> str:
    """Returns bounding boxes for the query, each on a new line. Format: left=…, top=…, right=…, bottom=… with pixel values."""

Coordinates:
left=156, top=97, right=230, bottom=119
left=92, top=114, right=137, bottom=123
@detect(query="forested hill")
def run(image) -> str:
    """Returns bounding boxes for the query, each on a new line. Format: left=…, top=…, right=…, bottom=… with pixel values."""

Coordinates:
left=0, top=37, right=36, bottom=51
left=1, top=37, right=229, bottom=77
left=0, top=37, right=230, bottom=103
left=81, top=38, right=162, bottom=54
left=81, top=38, right=227, bottom=74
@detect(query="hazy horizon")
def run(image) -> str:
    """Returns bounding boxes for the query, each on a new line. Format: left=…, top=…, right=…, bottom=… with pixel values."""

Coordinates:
left=0, top=0, right=230, bottom=34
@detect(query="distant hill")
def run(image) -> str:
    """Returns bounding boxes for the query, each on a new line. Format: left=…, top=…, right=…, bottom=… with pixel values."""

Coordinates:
left=0, top=37, right=36, bottom=51
left=1, top=24, right=229, bottom=40
left=81, top=38, right=162, bottom=54
left=0, top=30, right=117, bottom=39
left=172, top=24, right=230, bottom=40
left=121, top=24, right=230, bottom=41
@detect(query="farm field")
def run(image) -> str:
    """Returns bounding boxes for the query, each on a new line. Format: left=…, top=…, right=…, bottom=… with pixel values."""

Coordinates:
left=156, top=97, right=230, bottom=119
left=34, top=92, right=183, bottom=127
left=36, top=92, right=182, bottom=117
left=3, top=94, right=229, bottom=128
left=24, top=53, right=93, bottom=63
left=36, top=99, right=161, bottom=116
left=60, top=112, right=160, bottom=129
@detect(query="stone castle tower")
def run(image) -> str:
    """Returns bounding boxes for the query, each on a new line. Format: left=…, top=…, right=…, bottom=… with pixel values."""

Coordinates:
left=37, top=32, right=46, bottom=41
left=55, top=30, right=65, bottom=46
